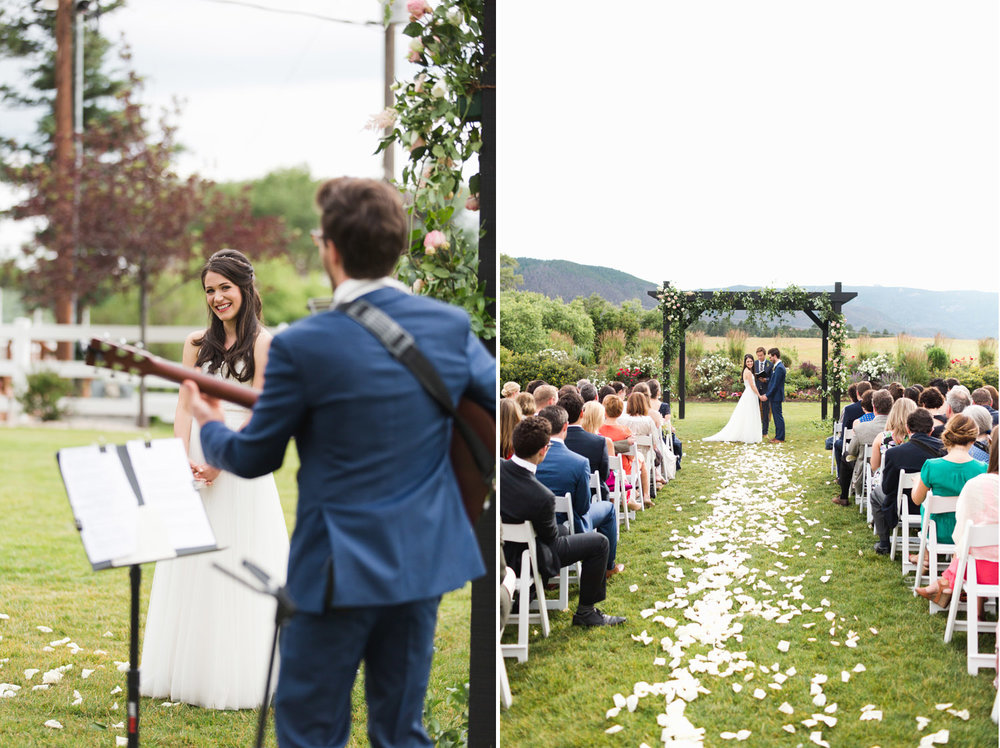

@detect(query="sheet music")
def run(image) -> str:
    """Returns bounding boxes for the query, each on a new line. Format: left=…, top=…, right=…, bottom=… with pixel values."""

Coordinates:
left=125, top=439, right=216, bottom=552
left=58, top=446, right=138, bottom=565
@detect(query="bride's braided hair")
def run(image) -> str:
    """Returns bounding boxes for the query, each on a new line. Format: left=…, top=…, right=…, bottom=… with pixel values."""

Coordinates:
left=194, top=249, right=263, bottom=383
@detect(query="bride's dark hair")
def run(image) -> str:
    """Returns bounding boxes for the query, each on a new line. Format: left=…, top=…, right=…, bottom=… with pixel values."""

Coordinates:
left=194, top=249, right=263, bottom=383
left=743, top=354, right=754, bottom=370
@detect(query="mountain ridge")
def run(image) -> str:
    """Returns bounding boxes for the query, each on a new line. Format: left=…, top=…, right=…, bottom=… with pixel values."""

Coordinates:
left=512, top=257, right=999, bottom=339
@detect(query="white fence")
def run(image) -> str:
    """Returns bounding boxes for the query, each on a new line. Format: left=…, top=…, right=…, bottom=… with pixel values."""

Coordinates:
left=1, top=318, right=194, bottom=424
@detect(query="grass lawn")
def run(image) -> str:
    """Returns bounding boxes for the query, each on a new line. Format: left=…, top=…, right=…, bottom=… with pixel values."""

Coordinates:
left=0, top=426, right=472, bottom=747
left=500, top=402, right=998, bottom=746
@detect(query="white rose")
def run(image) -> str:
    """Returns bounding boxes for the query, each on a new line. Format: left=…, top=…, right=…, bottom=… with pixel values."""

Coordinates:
left=447, top=7, right=463, bottom=24
left=409, top=38, right=424, bottom=54
left=431, top=80, right=449, bottom=98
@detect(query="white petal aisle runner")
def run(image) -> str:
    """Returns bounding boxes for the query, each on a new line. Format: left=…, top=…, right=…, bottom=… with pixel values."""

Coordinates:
left=605, top=443, right=975, bottom=747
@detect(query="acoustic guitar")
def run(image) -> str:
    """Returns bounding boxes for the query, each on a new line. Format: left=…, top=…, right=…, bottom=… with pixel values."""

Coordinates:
left=85, top=338, right=495, bottom=524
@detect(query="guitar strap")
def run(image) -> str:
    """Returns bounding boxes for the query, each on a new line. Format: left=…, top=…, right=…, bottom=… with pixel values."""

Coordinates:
left=339, top=298, right=495, bottom=486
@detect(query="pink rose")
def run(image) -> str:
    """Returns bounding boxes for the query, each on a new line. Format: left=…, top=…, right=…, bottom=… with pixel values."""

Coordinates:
left=407, top=0, right=432, bottom=20
left=423, top=230, right=449, bottom=254
left=465, top=194, right=479, bottom=211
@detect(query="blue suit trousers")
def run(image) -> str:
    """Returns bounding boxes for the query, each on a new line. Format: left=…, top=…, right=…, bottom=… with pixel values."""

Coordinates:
left=274, top=596, right=441, bottom=748
left=585, top=501, right=618, bottom=569
left=771, top=400, right=785, bottom=441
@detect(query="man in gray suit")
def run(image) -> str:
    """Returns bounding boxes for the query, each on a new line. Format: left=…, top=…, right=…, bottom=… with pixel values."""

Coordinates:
left=833, top=389, right=893, bottom=506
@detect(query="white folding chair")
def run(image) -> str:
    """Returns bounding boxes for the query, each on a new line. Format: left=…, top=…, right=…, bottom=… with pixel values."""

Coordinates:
left=860, top=443, right=873, bottom=517
left=500, top=522, right=551, bottom=662
left=549, top=493, right=579, bottom=609
left=831, top=421, right=842, bottom=476
left=892, top=470, right=923, bottom=570
left=498, top=638, right=512, bottom=708
left=589, top=470, right=602, bottom=503
left=944, top=522, right=1000, bottom=675
left=912, top=492, right=960, bottom=612
left=633, top=434, right=654, bottom=505
left=608, top=454, right=630, bottom=531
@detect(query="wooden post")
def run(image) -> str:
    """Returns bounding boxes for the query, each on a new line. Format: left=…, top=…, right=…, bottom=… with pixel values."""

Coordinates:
left=678, top=330, right=686, bottom=420
left=54, top=0, right=75, bottom=360
left=660, top=282, right=670, bottom=404
left=832, top=282, right=843, bottom=422
left=820, top=323, right=829, bottom=420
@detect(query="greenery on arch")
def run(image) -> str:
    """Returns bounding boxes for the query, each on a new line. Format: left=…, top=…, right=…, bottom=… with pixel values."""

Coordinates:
left=656, top=283, right=849, bottom=398
left=377, top=0, right=493, bottom=339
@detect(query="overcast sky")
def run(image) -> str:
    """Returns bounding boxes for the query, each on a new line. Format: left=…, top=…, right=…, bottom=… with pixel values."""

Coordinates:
left=2, top=1, right=998, bottom=296
left=499, top=1, right=1000, bottom=294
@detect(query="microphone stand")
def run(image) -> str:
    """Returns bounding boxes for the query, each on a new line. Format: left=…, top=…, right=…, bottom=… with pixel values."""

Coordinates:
left=213, top=560, right=297, bottom=748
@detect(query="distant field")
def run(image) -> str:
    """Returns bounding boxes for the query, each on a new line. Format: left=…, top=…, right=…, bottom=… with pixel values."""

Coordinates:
left=690, top=336, right=985, bottom=365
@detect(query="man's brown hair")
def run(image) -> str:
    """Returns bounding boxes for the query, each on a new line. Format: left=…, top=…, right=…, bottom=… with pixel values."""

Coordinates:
left=316, top=177, right=407, bottom=278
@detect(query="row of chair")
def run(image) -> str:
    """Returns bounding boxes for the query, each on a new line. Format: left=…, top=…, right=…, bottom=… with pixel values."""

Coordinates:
left=500, top=434, right=674, bottom=707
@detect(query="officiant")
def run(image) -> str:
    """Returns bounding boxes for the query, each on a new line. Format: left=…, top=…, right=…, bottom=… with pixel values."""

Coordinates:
left=754, top=347, right=773, bottom=437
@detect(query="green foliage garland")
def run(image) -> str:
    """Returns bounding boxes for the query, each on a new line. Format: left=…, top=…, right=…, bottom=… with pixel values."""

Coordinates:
left=656, top=283, right=849, bottom=401
left=377, top=0, right=493, bottom=339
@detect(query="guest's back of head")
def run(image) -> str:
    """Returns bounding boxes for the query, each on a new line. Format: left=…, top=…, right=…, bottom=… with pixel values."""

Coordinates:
left=626, top=391, right=650, bottom=417
left=597, top=384, right=615, bottom=402
left=856, top=381, right=873, bottom=398
left=647, top=379, right=661, bottom=400
left=964, top=404, right=993, bottom=436
left=512, top=416, right=551, bottom=460
left=984, top=385, right=999, bottom=410
left=515, top=391, right=536, bottom=416
left=887, top=382, right=904, bottom=401
left=903, top=386, right=921, bottom=403
left=558, top=384, right=579, bottom=399
left=886, top=397, right=917, bottom=435
left=610, top=381, right=626, bottom=394
left=499, top=398, right=523, bottom=458
left=972, top=388, right=993, bottom=408
left=918, top=387, right=944, bottom=411
left=557, top=391, right=585, bottom=424
left=580, top=383, right=599, bottom=403
left=872, top=389, right=894, bottom=416
left=944, top=377, right=961, bottom=392
left=534, top=384, right=558, bottom=410
left=946, top=386, right=972, bottom=414
left=907, top=408, right=935, bottom=435
left=501, top=381, right=520, bottom=399
left=603, top=394, right=624, bottom=419
left=525, top=379, right=546, bottom=395
left=942, top=413, right=978, bottom=448
left=581, top=401, right=605, bottom=434
left=537, top=405, right=569, bottom=436
left=860, top=389, right=875, bottom=413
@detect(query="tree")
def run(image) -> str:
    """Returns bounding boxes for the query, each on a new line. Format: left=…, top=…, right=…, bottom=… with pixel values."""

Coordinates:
left=499, top=253, right=522, bottom=290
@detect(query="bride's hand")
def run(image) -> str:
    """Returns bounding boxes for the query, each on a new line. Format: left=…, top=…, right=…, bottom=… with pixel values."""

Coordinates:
left=194, top=463, right=221, bottom=485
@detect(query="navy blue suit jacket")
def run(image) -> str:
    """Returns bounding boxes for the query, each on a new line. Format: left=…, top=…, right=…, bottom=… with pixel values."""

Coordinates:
left=841, top=401, right=864, bottom=430
left=765, top=361, right=785, bottom=402
left=534, top=439, right=592, bottom=534
left=198, top=287, right=495, bottom=612
left=564, top=425, right=609, bottom=500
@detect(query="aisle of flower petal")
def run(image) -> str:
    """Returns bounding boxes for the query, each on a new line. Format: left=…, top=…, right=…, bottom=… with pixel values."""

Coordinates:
left=603, top=442, right=984, bottom=748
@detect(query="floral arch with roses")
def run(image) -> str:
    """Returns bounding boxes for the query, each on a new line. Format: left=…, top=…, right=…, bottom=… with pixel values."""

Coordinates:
left=649, top=282, right=857, bottom=420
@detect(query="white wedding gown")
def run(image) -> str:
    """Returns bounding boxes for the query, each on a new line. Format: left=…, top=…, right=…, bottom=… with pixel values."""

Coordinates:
left=140, top=385, right=290, bottom=710
left=703, top=373, right=764, bottom=444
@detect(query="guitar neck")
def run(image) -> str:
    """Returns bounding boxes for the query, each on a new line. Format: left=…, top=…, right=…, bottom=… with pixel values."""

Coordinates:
left=150, top=358, right=260, bottom=409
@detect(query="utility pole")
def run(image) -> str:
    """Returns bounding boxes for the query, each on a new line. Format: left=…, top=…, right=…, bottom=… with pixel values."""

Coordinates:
left=54, top=0, right=75, bottom=360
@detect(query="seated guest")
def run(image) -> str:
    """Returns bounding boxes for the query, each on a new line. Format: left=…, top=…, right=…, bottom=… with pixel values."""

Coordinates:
left=870, top=396, right=917, bottom=486
left=580, top=383, right=599, bottom=404
left=834, top=389, right=892, bottom=506
left=536, top=405, right=623, bottom=577
left=599, top=395, right=642, bottom=512
left=597, top=384, right=616, bottom=403
left=501, top=381, right=520, bottom=399
left=871, top=408, right=945, bottom=554
left=964, top=405, right=993, bottom=463
left=972, top=387, right=999, bottom=427
left=911, top=414, right=987, bottom=556
left=581, top=401, right=614, bottom=456
left=856, top=388, right=878, bottom=424
left=533, top=384, right=558, bottom=411
left=515, top=391, right=536, bottom=416
left=525, top=379, right=546, bottom=395
left=558, top=384, right=579, bottom=399
left=609, top=381, right=626, bottom=396
left=944, top=377, right=961, bottom=392
left=903, top=385, right=921, bottom=404
left=620, top=391, right=665, bottom=500
left=928, top=378, right=948, bottom=397
left=649, top=378, right=682, bottom=471
left=500, top=417, right=625, bottom=627
left=887, top=382, right=905, bottom=401
left=918, top=386, right=948, bottom=438
left=946, top=385, right=972, bottom=417
left=576, top=378, right=592, bottom=390
left=560, top=392, right=610, bottom=501
left=984, top=385, right=999, bottom=411
left=499, top=398, right=522, bottom=460
left=631, top=382, right=663, bottom=429
left=834, top=382, right=865, bottom=479
left=916, top=427, right=999, bottom=606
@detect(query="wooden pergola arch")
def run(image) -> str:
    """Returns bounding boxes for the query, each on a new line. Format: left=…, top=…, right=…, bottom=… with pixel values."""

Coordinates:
left=647, top=282, right=858, bottom=421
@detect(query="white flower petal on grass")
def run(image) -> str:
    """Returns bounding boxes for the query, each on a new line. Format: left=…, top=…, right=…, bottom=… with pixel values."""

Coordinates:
left=753, top=688, right=766, bottom=700
left=41, top=670, right=63, bottom=685
left=782, top=724, right=796, bottom=733
left=629, top=584, right=639, bottom=592
left=812, top=693, right=827, bottom=707
left=626, top=694, right=638, bottom=712
left=778, top=702, right=794, bottom=715
left=841, top=671, right=850, bottom=683
left=32, top=684, right=50, bottom=691
left=93, top=649, right=108, bottom=656
left=809, top=730, right=830, bottom=747
left=36, top=626, right=52, bottom=633
left=916, top=716, right=931, bottom=731
left=110, top=686, right=122, bottom=695
left=115, top=662, right=130, bottom=673
left=918, top=729, right=950, bottom=747
left=41, top=646, right=54, bottom=652
left=81, top=669, right=94, bottom=679
left=869, top=627, right=878, bottom=635
left=732, top=683, right=743, bottom=693
left=777, top=640, right=789, bottom=652
left=605, top=725, right=623, bottom=734
left=935, top=703, right=952, bottom=711
left=112, top=701, right=119, bottom=710
left=24, top=669, right=39, bottom=680
left=116, top=738, right=128, bottom=747
left=606, top=707, right=621, bottom=719
left=44, top=720, right=63, bottom=729
left=103, top=631, right=114, bottom=638
left=49, top=637, right=70, bottom=647
left=859, top=710, right=882, bottom=722
left=946, top=708, right=969, bottom=721
left=852, top=663, right=866, bottom=673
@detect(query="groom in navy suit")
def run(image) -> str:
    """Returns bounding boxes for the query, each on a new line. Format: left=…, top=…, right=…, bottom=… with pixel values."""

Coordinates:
left=760, top=347, right=786, bottom=442
left=185, top=177, right=495, bottom=748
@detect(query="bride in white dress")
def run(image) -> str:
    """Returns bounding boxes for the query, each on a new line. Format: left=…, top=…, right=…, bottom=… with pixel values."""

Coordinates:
left=140, top=249, right=289, bottom=710
left=703, top=354, right=765, bottom=444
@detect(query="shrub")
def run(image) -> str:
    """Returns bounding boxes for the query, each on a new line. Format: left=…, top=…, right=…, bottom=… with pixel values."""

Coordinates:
left=926, top=345, right=949, bottom=372
left=498, top=292, right=548, bottom=354
left=635, top=329, right=662, bottom=359
left=947, top=363, right=999, bottom=392
left=856, top=352, right=895, bottom=384
left=547, top=330, right=575, bottom=355
left=785, top=368, right=820, bottom=395
left=896, top=349, right=930, bottom=386
left=538, top=296, right=595, bottom=351
left=17, top=370, right=72, bottom=421
left=597, top=329, right=627, bottom=365
left=724, top=329, right=748, bottom=363
left=799, top=361, right=819, bottom=377
left=978, top=337, right=997, bottom=368
left=499, top=349, right=589, bottom=390
left=691, top=352, right=739, bottom=397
